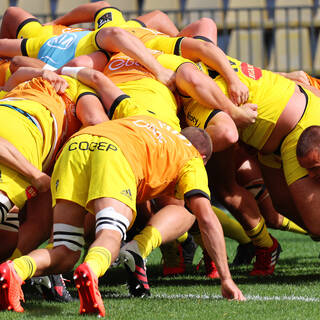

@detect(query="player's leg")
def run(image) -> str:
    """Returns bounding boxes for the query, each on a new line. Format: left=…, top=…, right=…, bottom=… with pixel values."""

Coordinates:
left=74, top=197, right=133, bottom=317
left=289, top=177, right=320, bottom=236
left=0, top=7, right=37, bottom=39
left=135, top=10, right=179, bottom=36
left=0, top=200, right=85, bottom=312
left=120, top=203, right=196, bottom=296
left=237, top=148, right=307, bottom=234
left=178, top=18, right=218, bottom=45
left=207, top=146, right=281, bottom=276
left=259, top=163, right=307, bottom=229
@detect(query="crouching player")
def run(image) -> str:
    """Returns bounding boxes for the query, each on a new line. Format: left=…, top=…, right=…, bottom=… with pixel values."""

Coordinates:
left=0, top=115, right=245, bottom=316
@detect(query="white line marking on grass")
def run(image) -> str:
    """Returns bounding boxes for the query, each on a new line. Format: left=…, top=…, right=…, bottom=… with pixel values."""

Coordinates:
left=154, top=293, right=320, bottom=302
left=105, top=293, right=320, bottom=302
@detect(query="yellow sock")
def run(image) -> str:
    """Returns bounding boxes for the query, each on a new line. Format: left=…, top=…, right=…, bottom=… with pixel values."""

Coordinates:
left=134, top=225, right=162, bottom=259
left=9, top=248, right=22, bottom=260
left=177, top=232, right=188, bottom=243
left=13, top=256, right=37, bottom=281
left=281, top=217, right=308, bottom=235
left=84, top=246, right=111, bottom=278
left=246, top=217, right=273, bottom=248
left=213, top=206, right=251, bottom=244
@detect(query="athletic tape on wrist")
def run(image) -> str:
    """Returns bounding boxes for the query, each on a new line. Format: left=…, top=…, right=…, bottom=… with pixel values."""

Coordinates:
left=60, top=66, right=85, bottom=79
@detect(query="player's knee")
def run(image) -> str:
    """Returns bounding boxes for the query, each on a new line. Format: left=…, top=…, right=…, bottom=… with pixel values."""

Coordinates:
left=99, top=26, right=127, bottom=40
left=2, top=6, right=20, bottom=20
left=197, top=17, right=217, bottom=30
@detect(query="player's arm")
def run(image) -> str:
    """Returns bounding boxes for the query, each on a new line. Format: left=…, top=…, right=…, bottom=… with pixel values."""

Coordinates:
left=279, top=71, right=320, bottom=98
left=4, top=67, right=69, bottom=93
left=9, top=56, right=46, bottom=74
left=180, top=38, right=249, bottom=106
left=47, top=1, right=110, bottom=26
left=185, top=195, right=245, bottom=301
left=278, top=71, right=310, bottom=86
left=76, top=93, right=110, bottom=127
left=205, top=110, right=239, bottom=152
left=96, top=27, right=176, bottom=90
left=176, top=63, right=257, bottom=128
left=61, top=66, right=125, bottom=114
left=0, top=38, right=24, bottom=58
left=0, top=137, right=50, bottom=193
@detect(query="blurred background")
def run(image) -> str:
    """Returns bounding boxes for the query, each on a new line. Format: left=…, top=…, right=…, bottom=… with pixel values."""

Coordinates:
left=1, top=0, right=320, bottom=75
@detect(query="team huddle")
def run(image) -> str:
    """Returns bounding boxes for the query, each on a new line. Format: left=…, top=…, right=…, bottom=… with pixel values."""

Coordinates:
left=1, top=1, right=320, bottom=317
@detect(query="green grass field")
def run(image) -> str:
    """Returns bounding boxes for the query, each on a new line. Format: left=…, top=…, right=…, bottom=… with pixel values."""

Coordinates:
left=2, top=229, right=320, bottom=320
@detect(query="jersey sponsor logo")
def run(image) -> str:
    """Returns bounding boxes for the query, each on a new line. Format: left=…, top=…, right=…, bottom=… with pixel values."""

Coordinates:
left=97, top=12, right=113, bottom=28
left=187, top=112, right=200, bottom=127
left=26, top=186, right=38, bottom=199
left=108, top=57, right=142, bottom=71
left=120, top=189, right=132, bottom=201
left=240, top=62, right=262, bottom=80
left=133, top=119, right=192, bottom=146
left=38, top=31, right=90, bottom=68
left=68, top=140, right=118, bottom=152
left=46, top=33, right=79, bottom=50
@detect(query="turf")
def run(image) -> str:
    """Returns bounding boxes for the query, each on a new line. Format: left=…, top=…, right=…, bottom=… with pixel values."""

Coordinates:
left=2, top=229, right=320, bottom=319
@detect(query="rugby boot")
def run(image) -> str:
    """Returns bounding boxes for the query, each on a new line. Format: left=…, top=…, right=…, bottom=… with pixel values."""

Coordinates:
left=0, top=261, right=24, bottom=312
left=31, top=274, right=73, bottom=302
left=120, top=240, right=150, bottom=297
left=196, top=249, right=219, bottom=279
left=73, top=263, right=105, bottom=317
left=181, top=234, right=197, bottom=266
left=160, top=241, right=186, bottom=277
left=250, top=235, right=282, bottom=276
left=231, top=242, right=256, bottom=266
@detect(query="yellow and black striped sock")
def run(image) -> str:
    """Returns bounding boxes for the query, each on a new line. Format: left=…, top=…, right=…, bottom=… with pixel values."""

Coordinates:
left=13, top=255, right=37, bottom=281
left=246, top=217, right=273, bottom=248
left=213, top=206, right=251, bottom=244
left=9, top=248, right=22, bottom=260
left=281, top=217, right=308, bottom=235
left=84, top=246, right=111, bottom=278
left=134, top=225, right=162, bottom=259
left=177, top=232, right=188, bottom=243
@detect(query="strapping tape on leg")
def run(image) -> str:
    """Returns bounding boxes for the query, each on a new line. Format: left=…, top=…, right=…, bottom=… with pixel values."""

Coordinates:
left=53, top=223, right=84, bottom=251
left=244, top=179, right=268, bottom=202
left=95, top=207, right=129, bottom=240
left=0, top=212, right=19, bottom=232
left=0, top=192, right=13, bottom=223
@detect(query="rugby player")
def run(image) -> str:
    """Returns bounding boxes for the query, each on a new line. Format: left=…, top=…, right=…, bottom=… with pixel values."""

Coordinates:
left=0, top=115, right=245, bottom=316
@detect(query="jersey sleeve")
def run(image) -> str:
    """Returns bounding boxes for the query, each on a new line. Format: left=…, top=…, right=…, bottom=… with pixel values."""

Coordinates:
left=175, top=157, right=211, bottom=201
left=63, top=75, right=98, bottom=103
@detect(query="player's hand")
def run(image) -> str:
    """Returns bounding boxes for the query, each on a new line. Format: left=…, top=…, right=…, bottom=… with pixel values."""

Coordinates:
left=155, top=67, right=176, bottom=91
left=41, top=70, right=69, bottom=93
left=232, top=103, right=257, bottom=128
left=30, top=172, right=51, bottom=193
left=228, top=79, right=249, bottom=106
left=221, top=279, right=246, bottom=301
